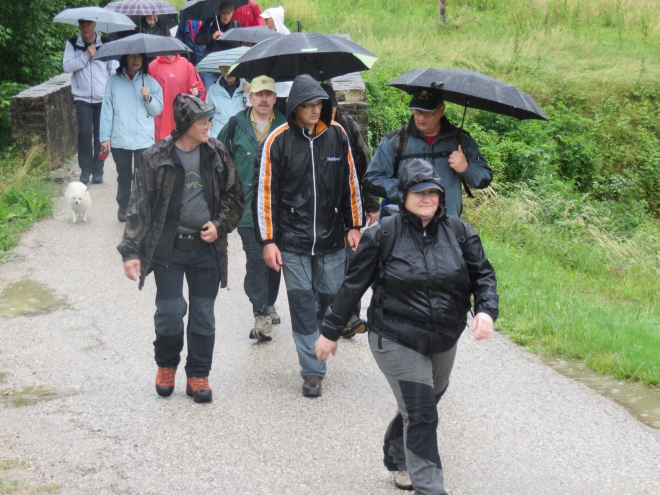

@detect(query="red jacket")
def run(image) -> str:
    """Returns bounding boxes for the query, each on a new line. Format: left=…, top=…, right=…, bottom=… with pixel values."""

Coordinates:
left=231, top=0, right=264, bottom=28
left=148, top=55, right=206, bottom=141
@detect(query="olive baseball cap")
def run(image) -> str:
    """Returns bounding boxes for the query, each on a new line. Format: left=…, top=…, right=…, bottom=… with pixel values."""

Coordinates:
left=171, top=93, right=217, bottom=139
left=409, top=89, right=443, bottom=111
left=250, top=75, right=276, bottom=94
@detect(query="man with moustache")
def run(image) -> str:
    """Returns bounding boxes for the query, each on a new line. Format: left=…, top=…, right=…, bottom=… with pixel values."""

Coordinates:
left=217, top=76, right=287, bottom=342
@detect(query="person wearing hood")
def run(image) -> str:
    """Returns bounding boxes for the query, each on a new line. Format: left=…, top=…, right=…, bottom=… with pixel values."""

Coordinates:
left=63, top=19, right=118, bottom=185
left=364, top=89, right=493, bottom=217
left=316, top=159, right=499, bottom=494
left=149, top=54, right=205, bottom=142
left=261, top=6, right=291, bottom=114
left=253, top=74, right=364, bottom=398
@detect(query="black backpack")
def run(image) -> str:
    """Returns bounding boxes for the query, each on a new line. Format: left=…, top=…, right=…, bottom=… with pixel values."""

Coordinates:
left=387, top=124, right=473, bottom=198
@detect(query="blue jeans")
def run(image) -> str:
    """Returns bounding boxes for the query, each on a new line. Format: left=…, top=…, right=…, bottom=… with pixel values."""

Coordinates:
left=281, top=249, right=347, bottom=377
left=238, top=227, right=281, bottom=316
left=152, top=238, right=220, bottom=378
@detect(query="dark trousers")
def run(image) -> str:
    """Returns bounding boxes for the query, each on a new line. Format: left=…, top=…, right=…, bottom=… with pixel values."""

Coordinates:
left=237, top=227, right=281, bottom=316
left=74, top=100, right=104, bottom=179
left=152, top=239, right=220, bottom=378
left=345, top=242, right=361, bottom=317
left=111, top=148, right=145, bottom=208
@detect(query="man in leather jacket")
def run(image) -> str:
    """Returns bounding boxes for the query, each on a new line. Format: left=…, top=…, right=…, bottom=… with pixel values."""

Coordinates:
left=253, top=74, right=364, bottom=397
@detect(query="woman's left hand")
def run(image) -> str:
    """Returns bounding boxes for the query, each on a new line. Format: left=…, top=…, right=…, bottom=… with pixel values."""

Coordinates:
left=471, top=312, right=493, bottom=340
left=141, top=86, right=150, bottom=101
left=315, top=335, right=338, bottom=361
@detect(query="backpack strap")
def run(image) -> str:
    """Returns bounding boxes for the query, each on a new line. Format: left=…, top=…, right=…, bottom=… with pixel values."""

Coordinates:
left=385, top=124, right=409, bottom=178
left=445, top=215, right=467, bottom=255
left=226, top=116, right=237, bottom=154
left=378, top=214, right=399, bottom=263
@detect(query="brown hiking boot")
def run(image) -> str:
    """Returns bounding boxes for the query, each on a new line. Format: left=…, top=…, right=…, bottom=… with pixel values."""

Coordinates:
left=117, top=206, right=128, bottom=222
left=267, top=305, right=281, bottom=324
left=302, top=375, right=323, bottom=398
left=155, top=366, right=176, bottom=397
left=186, top=376, right=212, bottom=403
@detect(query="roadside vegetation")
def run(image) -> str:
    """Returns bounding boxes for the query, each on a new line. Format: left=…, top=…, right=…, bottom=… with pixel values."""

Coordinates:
left=278, top=0, right=660, bottom=387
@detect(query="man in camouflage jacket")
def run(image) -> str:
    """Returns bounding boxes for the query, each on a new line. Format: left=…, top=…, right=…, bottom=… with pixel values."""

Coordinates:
left=118, top=94, right=244, bottom=404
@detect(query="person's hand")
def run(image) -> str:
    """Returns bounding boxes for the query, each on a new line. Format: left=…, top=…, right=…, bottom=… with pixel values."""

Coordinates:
left=315, top=335, right=338, bottom=361
left=124, top=260, right=141, bottom=281
left=212, top=30, right=223, bottom=39
left=101, top=140, right=111, bottom=151
left=190, top=85, right=199, bottom=97
left=448, top=145, right=469, bottom=174
left=242, top=81, right=251, bottom=93
left=200, top=221, right=218, bottom=243
left=86, top=44, right=96, bottom=57
left=366, top=212, right=379, bottom=227
left=347, top=228, right=361, bottom=252
left=263, top=243, right=282, bottom=271
left=471, top=312, right=493, bottom=341
left=140, top=86, right=150, bottom=101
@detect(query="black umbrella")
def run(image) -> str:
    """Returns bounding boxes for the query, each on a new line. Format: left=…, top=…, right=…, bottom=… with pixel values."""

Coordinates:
left=228, top=32, right=378, bottom=82
left=387, top=68, right=547, bottom=122
left=218, top=26, right=283, bottom=45
left=201, top=0, right=249, bottom=20
left=91, top=33, right=191, bottom=61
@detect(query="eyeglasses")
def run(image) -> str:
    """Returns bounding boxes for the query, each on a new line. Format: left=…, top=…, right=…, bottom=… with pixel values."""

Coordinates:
left=300, top=101, right=324, bottom=110
left=411, top=108, right=440, bottom=118
left=195, top=118, right=213, bottom=129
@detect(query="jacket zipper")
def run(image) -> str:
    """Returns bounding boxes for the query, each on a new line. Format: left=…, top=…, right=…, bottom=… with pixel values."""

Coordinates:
left=309, top=138, right=317, bottom=255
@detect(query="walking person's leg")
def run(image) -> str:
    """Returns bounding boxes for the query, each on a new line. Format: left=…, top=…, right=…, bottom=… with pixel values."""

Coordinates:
left=111, top=148, right=133, bottom=221
left=183, top=239, right=221, bottom=403
left=237, top=227, right=272, bottom=341
left=342, top=242, right=366, bottom=338
left=74, top=101, right=94, bottom=184
left=369, top=332, right=455, bottom=495
left=266, top=264, right=282, bottom=324
left=281, top=252, right=326, bottom=396
left=91, top=102, right=104, bottom=183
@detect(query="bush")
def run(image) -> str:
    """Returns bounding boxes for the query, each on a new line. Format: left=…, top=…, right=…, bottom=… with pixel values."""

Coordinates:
left=0, top=81, right=28, bottom=150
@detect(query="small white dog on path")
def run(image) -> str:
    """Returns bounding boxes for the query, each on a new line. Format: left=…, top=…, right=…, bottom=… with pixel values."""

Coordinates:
left=65, top=181, right=91, bottom=224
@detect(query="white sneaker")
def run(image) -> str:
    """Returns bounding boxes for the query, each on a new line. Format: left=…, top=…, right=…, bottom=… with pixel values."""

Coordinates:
left=393, top=470, right=413, bottom=490
left=249, top=315, right=272, bottom=342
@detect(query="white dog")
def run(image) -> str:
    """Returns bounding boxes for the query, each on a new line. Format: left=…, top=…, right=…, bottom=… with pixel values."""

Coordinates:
left=65, top=181, right=91, bottom=223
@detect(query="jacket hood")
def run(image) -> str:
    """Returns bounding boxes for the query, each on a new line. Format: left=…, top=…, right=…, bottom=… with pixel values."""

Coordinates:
left=285, top=74, right=332, bottom=125
left=397, top=158, right=446, bottom=217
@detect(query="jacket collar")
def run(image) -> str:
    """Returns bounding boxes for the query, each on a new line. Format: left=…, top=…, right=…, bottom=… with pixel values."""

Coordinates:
left=400, top=204, right=445, bottom=236
left=76, top=32, right=102, bottom=48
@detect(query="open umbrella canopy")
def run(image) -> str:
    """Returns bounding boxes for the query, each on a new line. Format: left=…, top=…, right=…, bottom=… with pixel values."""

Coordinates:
left=104, top=0, right=178, bottom=16
left=228, top=32, right=378, bottom=82
left=197, top=46, right=250, bottom=73
left=218, top=27, right=283, bottom=45
left=91, top=33, right=191, bottom=61
left=53, top=6, right=136, bottom=34
left=387, top=68, right=547, bottom=121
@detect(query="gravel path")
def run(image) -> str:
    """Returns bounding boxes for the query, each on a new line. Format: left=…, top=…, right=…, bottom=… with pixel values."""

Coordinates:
left=1, top=158, right=659, bottom=494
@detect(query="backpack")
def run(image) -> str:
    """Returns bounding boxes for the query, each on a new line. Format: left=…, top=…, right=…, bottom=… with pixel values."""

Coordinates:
left=387, top=124, right=473, bottom=198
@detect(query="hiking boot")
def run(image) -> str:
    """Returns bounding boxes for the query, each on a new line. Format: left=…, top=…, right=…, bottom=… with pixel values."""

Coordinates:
left=79, top=172, right=90, bottom=185
left=302, top=375, right=322, bottom=398
left=249, top=315, right=272, bottom=342
left=117, top=206, right=128, bottom=222
left=155, top=366, right=176, bottom=397
left=91, top=175, right=103, bottom=184
left=342, top=315, right=367, bottom=339
left=393, top=470, right=413, bottom=490
left=186, top=376, right=212, bottom=403
left=267, top=305, right=281, bottom=324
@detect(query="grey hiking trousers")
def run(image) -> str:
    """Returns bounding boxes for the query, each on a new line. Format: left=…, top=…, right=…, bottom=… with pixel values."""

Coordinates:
left=369, top=332, right=457, bottom=495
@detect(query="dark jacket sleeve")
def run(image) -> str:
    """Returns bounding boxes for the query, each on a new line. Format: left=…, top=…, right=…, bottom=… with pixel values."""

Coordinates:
left=461, top=221, right=499, bottom=321
left=363, top=134, right=399, bottom=202
left=460, top=133, right=493, bottom=190
left=339, top=126, right=364, bottom=229
left=194, top=17, right=216, bottom=46
left=321, top=226, right=381, bottom=341
left=252, top=133, right=281, bottom=245
left=213, top=147, right=244, bottom=237
left=345, top=116, right=380, bottom=213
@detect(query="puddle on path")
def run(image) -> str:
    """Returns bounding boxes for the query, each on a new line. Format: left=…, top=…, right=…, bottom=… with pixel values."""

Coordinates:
left=0, top=386, right=72, bottom=407
left=0, top=279, right=69, bottom=318
left=540, top=355, right=660, bottom=429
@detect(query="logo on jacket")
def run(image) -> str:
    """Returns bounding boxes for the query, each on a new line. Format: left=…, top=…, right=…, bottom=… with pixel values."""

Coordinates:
left=327, top=157, right=340, bottom=161
left=169, top=73, right=176, bottom=78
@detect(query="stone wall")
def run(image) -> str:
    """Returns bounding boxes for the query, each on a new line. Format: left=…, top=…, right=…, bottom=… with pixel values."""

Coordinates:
left=10, top=74, right=77, bottom=165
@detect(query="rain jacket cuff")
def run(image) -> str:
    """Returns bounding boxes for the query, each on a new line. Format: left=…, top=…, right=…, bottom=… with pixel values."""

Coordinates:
left=122, top=253, right=140, bottom=263
left=320, top=305, right=349, bottom=342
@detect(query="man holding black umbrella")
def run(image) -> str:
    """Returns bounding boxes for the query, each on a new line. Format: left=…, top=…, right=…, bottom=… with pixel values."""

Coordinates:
left=364, top=89, right=493, bottom=217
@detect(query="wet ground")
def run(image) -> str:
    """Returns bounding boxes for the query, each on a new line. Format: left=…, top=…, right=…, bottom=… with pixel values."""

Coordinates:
left=1, top=158, right=659, bottom=494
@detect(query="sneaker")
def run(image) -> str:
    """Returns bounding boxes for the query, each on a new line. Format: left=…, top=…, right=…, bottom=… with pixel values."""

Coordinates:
left=155, top=366, right=176, bottom=397
left=393, top=470, right=413, bottom=491
left=117, top=206, right=128, bottom=222
left=342, top=315, right=367, bottom=339
left=186, top=377, right=212, bottom=403
left=249, top=315, right=272, bottom=342
left=267, top=305, right=281, bottom=324
left=302, top=375, right=322, bottom=398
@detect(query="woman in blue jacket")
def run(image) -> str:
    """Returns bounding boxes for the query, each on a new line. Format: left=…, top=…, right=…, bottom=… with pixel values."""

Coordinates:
left=100, top=54, right=163, bottom=222
left=205, top=65, right=247, bottom=137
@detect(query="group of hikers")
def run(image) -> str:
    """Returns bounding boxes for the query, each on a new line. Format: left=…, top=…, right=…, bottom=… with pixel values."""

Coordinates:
left=62, top=3, right=499, bottom=494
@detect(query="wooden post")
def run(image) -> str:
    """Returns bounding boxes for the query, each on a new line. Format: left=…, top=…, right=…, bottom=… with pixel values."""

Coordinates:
left=439, top=0, right=446, bottom=24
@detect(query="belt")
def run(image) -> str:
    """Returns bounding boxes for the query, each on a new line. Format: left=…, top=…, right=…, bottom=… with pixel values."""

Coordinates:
left=176, top=233, right=199, bottom=239
left=173, top=233, right=200, bottom=251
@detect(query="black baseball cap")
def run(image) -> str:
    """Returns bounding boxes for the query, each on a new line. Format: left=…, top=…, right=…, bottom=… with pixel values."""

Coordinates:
left=409, top=89, right=443, bottom=112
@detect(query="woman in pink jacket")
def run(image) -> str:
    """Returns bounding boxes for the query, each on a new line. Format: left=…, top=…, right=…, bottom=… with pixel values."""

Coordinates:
left=148, top=55, right=206, bottom=141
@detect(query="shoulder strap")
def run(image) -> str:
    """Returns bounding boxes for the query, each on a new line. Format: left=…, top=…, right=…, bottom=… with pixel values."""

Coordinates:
left=445, top=215, right=467, bottom=254
left=226, top=116, right=237, bottom=154
left=385, top=124, right=408, bottom=178
left=379, top=215, right=399, bottom=262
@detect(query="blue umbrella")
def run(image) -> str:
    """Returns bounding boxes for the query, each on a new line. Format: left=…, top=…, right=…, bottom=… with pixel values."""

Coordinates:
left=197, top=46, right=250, bottom=74
left=53, top=6, right=136, bottom=34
